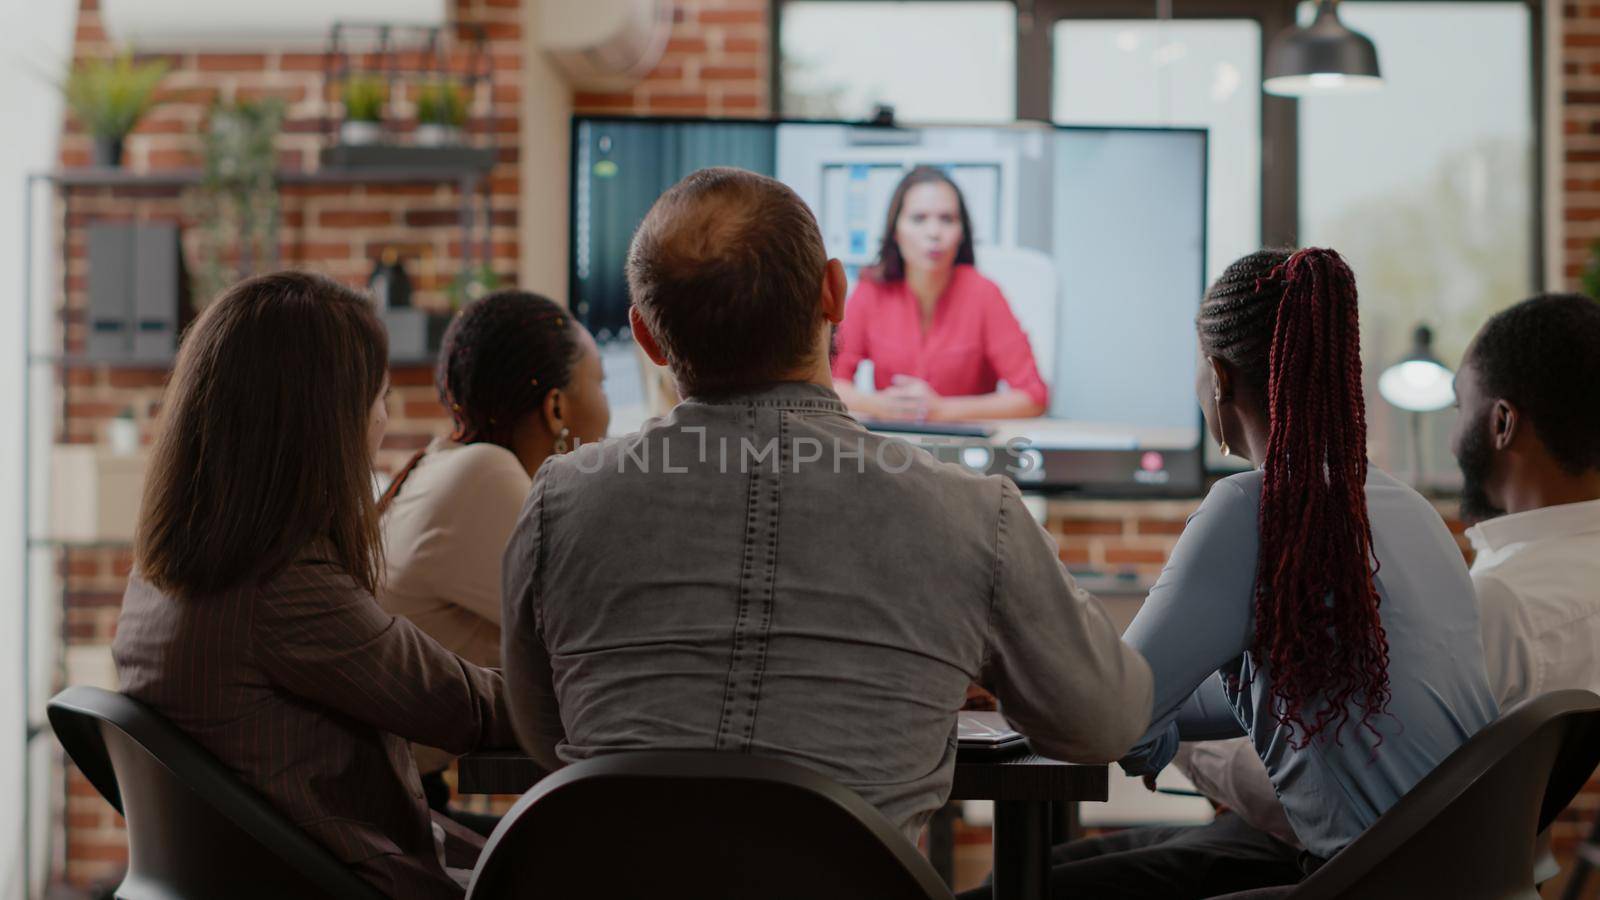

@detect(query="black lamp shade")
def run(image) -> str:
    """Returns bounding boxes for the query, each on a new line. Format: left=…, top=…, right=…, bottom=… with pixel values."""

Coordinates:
left=1264, top=0, right=1382, bottom=96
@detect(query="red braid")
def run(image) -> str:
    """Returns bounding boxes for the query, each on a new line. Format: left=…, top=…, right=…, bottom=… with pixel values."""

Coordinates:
left=1253, top=248, right=1390, bottom=745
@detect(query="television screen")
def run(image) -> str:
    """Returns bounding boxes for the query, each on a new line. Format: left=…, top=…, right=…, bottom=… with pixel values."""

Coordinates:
left=571, top=116, right=1208, bottom=496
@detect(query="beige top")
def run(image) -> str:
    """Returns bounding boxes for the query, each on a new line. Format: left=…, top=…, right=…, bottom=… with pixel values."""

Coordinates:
left=381, top=437, right=530, bottom=772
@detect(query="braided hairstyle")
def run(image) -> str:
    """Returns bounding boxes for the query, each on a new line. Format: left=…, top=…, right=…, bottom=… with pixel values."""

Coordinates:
left=1197, top=248, right=1390, bottom=746
left=379, top=290, right=580, bottom=510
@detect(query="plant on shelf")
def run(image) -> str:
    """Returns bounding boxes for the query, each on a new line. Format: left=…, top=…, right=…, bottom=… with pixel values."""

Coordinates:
left=340, top=74, right=388, bottom=146
left=190, top=98, right=285, bottom=304
left=414, top=79, right=469, bottom=147
left=447, top=264, right=503, bottom=310
left=1584, top=240, right=1600, bottom=301
left=62, top=53, right=170, bottom=168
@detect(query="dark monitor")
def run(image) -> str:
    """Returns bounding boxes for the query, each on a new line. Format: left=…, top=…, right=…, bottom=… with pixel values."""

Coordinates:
left=571, top=116, right=1208, bottom=497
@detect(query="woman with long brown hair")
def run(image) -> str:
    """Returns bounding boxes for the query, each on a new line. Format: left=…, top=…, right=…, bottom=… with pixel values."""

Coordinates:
left=114, top=272, right=513, bottom=899
left=1012, top=250, right=1499, bottom=900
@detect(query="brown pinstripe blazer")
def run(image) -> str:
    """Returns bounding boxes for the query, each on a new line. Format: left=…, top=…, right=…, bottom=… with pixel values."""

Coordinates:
left=113, top=554, right=515, bottom=899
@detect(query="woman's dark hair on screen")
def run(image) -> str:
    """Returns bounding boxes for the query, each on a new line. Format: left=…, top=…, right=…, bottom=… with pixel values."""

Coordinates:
left=867, top=165, right=977, bottom=283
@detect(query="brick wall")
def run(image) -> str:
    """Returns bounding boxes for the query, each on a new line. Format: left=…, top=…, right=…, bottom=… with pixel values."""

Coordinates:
left=1567, top=0, right=1600, bottom=287
left=571, top=0, right=769, bottom=117
left=53, top=0, right=532, bottom=884
left=47, top=0, right=1595, bottom=894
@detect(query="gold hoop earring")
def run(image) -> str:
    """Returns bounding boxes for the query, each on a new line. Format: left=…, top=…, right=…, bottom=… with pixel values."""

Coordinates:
left=554, top=426, right=571, bottom=455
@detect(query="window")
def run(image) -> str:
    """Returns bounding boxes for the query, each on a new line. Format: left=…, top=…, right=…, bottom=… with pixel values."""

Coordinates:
left=775, top=1, right=1543, bottom=483
left=1298, top=1, right=1535, bottom=483
left=778, top=2, right=1017, bottom=122
left=1053, top=19, right=1262, bottom=283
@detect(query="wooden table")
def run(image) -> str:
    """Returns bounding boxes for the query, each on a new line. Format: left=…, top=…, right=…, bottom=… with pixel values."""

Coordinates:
left=457, top=749, right=1107, bottom=900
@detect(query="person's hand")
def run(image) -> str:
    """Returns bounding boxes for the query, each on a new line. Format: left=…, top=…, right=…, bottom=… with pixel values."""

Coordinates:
left=1143, top=773, right=1159, bottom=792
left=882, top=375, right=943, bottom=421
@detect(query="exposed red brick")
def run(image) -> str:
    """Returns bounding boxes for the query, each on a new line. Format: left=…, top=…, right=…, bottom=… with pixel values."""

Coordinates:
left=278, top=52, right=331, bottom=72
left=646, top=92, right=711, bottom=111
left=405, top=209, right=460, bottom=227
left=363, top=183, right=445, bottom=197
left=1058, top=519, right=1123, bottom=536
left=69, top=841, right=130, bottom=862
left=107, top=370, right=170, bottom=389
left=151, top=85, right=218, bottom=105
left=236, top=85, right=309, bottom=104
left=145, top=148, right=201, bottom=169
left=129, top=117, right=191, bottom=135
left=721, top=93, right=764, bottom=111
left=283, top=241, right=355, bottom=261
left=1104, top=547, right=1169, bottom=565
left=1058, top=546, right=1091, bottom=566
left=1136, top=518, right=1188, bottom=536
left=389, top=367, right=436, bottom=386
left=482, top=21, right=522, bottom=40
left=701, top=64, right=761, bottom=81
left=574, top=91, right=638, bottom=110
left=195, top=53, right=268, bottom=72
left=724, top=36, right=765, bottom=53
left=404, top=400, right=447, bottom=418
left=66, top=811, right=106, bottom=830
left=698, top=9, right=764, bottom=25
left=665, top=37, right=708, bottom=54
left=318, top=209, right=395, bottom=228
left=65, top=592, right=123, bottom=609
left=65, top=401, right=128, bottom=418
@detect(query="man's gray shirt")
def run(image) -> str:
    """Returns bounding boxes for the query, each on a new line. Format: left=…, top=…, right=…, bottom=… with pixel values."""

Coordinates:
left=502, top=382, right=1153, bottom=840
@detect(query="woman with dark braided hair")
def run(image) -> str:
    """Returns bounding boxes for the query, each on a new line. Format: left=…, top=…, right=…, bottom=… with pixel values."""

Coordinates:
left=1012, top=250, right=1498, bottom=900
left=377, top=290, right=609, bottom=819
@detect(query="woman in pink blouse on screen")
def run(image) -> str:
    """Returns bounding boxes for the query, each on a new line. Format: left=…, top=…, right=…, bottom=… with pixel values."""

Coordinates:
left=832, top=165, right=1050, bottom=422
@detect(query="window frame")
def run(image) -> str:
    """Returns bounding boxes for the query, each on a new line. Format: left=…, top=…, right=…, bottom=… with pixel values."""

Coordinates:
left=771, top=0, right=1546, bottom=288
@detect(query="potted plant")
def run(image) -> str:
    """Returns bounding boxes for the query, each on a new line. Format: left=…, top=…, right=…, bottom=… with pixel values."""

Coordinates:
left=340, top=74, right=387, bottom=146
left=414, top=80, right=468, bottom=147
left=191, top=98, right=285, bottom=303
left=63, top=53, right=169, bottom=167
left=447, top=264, right=503, bottom=310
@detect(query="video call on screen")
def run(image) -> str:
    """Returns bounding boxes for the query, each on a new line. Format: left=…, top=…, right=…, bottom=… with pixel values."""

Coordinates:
left=572, top=117, right=1209, bottom=493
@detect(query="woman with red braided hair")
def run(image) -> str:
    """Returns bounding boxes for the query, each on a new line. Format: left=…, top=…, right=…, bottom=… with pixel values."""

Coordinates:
left=995, top=250, right=1499, bottom=900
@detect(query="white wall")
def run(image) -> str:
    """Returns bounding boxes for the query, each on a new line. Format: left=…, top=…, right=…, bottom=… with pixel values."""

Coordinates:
left=521, top=1, right=574, bottom=302
left=0, top=4, right=75, bottom=898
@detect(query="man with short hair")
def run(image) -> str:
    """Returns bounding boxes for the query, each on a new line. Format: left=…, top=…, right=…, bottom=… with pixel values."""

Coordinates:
left=1452, top=293, right=1600, bottom=718
left=499, top=167, right=1155, bottom=841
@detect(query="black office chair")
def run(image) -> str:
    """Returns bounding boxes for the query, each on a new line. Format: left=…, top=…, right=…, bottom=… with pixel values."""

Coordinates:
left=1265, top=689, right=1600, bottom=900
left=48, top=686, right=386, bottom=900
left=466, top=750, right=958, bottom=900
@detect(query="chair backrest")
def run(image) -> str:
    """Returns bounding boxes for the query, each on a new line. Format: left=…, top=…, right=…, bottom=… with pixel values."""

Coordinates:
left=466, top=751, right=957, bottom=900
left=1291, top=689, right=1600, bottom=900
left=48, top=686, right=385, bottom=900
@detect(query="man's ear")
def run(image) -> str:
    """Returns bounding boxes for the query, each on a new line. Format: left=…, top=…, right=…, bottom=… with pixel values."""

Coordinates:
left=1492, top=398, right=1520, bottom=451
left=630, top=306, right=669, bottom=366
left=820, top=258, right=847, bottom=325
